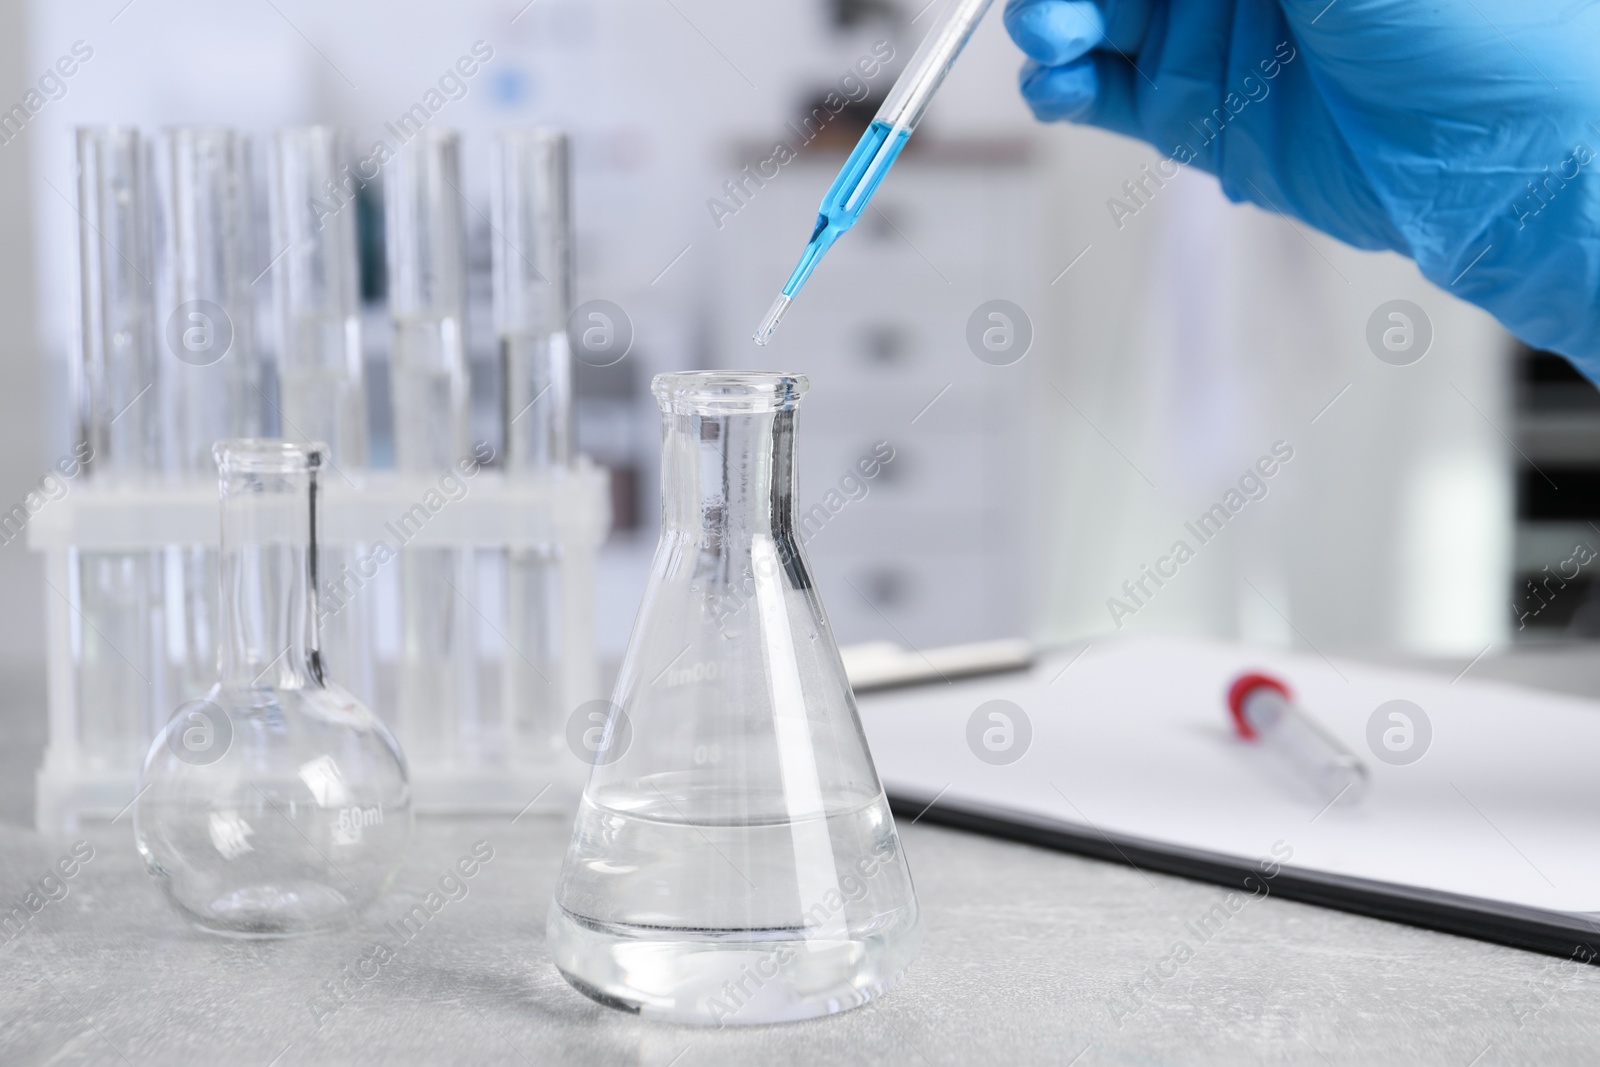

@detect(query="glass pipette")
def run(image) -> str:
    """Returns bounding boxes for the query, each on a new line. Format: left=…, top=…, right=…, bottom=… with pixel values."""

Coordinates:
left=752, top=0, right=996, bottom=345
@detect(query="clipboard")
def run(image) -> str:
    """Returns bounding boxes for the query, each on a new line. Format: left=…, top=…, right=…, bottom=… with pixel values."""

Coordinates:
left=853, top=635, right=1600, bottom=964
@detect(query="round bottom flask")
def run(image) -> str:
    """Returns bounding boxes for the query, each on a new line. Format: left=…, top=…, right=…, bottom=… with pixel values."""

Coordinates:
left=548, top=373, right=920, bottom=1024
left=135, top=441, right=411, bottom=938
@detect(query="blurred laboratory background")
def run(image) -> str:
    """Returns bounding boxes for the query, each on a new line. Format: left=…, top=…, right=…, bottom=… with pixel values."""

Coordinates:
left=0, top=0, right=1591, bottom=820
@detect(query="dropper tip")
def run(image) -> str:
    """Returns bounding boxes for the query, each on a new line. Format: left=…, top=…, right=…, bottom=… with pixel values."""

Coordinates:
left=752, top=294, right=792, bottom=347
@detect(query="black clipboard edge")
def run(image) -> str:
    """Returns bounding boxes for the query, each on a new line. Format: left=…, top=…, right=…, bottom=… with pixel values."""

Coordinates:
left=886, top=788, right=1600, bottom=966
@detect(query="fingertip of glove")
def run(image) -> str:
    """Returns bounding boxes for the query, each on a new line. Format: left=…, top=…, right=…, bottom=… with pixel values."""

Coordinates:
left=1003, top=0, right=1105, bottom=66
left=1019, top=57, right=1098, bottom=123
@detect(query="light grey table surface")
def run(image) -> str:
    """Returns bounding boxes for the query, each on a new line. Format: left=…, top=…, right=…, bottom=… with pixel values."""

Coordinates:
left=3, top=812, right=1599, bottom=1066
left=2, top=658, right=1599, bottom=1065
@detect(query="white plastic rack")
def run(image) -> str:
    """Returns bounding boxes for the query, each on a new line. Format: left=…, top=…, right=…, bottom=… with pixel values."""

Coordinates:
left=29, top=462, right=611, bottom=832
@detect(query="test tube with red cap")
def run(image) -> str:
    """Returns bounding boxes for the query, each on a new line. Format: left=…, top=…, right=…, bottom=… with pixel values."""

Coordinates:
left=1227, top=672, right=1369, bottom=807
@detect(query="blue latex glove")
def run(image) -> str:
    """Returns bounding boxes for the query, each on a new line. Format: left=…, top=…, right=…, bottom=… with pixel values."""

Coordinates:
left=1005, top=0, right=1600, bottom=377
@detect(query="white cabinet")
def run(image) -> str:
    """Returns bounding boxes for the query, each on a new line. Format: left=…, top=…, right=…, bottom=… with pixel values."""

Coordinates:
left=715, top=141, right=1040, bottom=648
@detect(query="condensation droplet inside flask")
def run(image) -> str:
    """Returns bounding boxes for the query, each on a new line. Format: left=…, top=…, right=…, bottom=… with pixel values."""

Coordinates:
left=547, top=371, right=921, bottom=1025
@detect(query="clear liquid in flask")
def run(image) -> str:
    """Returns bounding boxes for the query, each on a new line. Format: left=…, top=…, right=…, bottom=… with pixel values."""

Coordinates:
left=549, top=779, right=919, bottom=1025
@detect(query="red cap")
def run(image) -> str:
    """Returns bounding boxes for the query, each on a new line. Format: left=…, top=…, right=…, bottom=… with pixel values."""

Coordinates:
left=1226, top=672, right=1291, bottom=740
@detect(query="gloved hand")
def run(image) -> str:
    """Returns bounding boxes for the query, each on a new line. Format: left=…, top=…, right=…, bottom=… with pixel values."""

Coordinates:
left=1004, top=0, right=1600, bottom=377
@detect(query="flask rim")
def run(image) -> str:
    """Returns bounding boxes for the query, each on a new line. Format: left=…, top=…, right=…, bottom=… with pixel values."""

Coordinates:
left=213, top=438, right=326, bottom=475
left=273, top=125, right=347, bottom=149
left=396, top=124, right=460, bottom=150
left=161, top=125, right=245, bottom=145
left=493, top=127, right=569, bottom=148
left=651, top=371, right=809, bottom=414
left=76, top=125, right=143, bottom=144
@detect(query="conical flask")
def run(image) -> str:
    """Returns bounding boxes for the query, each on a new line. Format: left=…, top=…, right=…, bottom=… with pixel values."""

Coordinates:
left=135, top=440, right=411, bottom=937
left=548, top=371, right=920, bottom=1025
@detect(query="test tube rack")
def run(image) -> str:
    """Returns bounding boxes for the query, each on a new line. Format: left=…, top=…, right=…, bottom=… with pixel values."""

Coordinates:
left=29, top=463, right=611, bottom=833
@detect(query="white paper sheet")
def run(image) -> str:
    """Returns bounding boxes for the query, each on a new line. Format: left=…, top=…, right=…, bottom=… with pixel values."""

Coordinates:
left=858, top=635, right=1600, bottom=915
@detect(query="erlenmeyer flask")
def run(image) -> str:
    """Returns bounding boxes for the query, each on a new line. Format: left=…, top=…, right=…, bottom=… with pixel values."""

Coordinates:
left=135, top=441, right=411, bottom=937
left=548, top=371, right=920, bottom=1025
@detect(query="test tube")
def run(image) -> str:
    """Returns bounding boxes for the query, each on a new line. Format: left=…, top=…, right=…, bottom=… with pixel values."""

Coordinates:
left=74, top=126, right=164, bottom=767
left=384, top=127, right=472, bottom=766
left=158, top=127, right=265, bottom=473
left=270, top=127, right=369, bottom=469
left=78, top=128, right=162, bottom=481
left=270, top=127, right=373, bottom=704
left=157, top=127, right=262, bottom=706
left=493, top=129, right=573, bottom=469
left=1227, top=672, right=1369, bottom=807
left=491, top=129, right=572, bottom=770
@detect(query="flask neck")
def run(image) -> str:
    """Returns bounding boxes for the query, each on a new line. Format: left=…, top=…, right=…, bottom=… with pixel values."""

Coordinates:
left=215, top=442, right=323, bottom=690
left=660, top=408, right=798, bottom=549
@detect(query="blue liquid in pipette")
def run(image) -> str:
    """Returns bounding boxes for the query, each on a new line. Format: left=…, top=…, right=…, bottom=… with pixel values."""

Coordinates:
left=751, top=120, right=912, bottom=345
left=781, top=119, right=911, bottom=300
